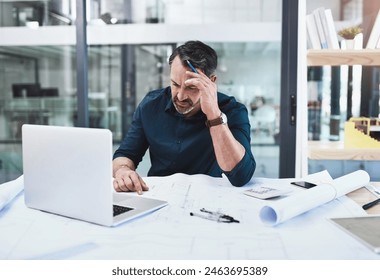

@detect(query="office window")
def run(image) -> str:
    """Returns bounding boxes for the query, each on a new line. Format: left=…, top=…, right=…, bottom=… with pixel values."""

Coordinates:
left=0, top=0, right=283, bottom=183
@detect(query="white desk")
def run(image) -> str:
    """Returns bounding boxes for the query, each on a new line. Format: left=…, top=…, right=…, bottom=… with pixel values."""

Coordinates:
left=0, top=173, right=380, bottom=260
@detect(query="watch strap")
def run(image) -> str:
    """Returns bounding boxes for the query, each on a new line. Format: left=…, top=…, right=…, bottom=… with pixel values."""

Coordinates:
left=205, top=113, right=225, bottom=128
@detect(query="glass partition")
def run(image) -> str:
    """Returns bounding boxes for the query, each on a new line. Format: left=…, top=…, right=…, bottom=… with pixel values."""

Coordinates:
left=0, top=0, right=283, bottom=183
left=0, top=0, right=281, bottom=27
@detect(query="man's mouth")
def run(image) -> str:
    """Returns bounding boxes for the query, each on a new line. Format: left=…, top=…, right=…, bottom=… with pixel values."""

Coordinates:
left=175, top=100, right=191, bottom=108
left=173, top=99, right=195, bottom=115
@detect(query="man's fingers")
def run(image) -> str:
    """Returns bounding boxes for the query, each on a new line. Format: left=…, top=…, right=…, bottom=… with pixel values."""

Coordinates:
left=139, top=176, right=149, bottom=192
left=113, top=180, right=120, bottom=192
left=113, top=172, right=149, bottom=194
left=113, top=176, right=131, bottom=191
left=129, top=173, right=143, bottom=194
left=142, top=182, right=149, bottom=191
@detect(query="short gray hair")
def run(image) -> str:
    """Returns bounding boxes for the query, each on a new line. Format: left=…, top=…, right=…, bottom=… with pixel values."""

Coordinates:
left=168, top=40, right=218, bottom=77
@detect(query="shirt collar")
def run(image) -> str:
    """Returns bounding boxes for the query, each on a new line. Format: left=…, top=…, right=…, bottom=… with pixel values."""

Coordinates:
left=164, top=87, right=175, bottom=112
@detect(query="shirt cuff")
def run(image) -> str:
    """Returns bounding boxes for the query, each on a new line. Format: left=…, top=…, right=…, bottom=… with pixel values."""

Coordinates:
left=223, top=152, right=256, bottom=187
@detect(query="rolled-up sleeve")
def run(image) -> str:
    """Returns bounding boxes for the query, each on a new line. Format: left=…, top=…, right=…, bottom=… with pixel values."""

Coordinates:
left=224, top=151, right=256, bottom=187
left=222, top=99, right=256, bottom=186
left=113, top=104, right=149, bottom=167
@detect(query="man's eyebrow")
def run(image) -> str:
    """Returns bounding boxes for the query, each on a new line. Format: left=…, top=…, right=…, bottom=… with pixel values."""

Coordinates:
left=170, top=79, right=196, bottom=90
left=186, top=84, right=197, bottom=89
left=170, top=79, right=180, bottom=85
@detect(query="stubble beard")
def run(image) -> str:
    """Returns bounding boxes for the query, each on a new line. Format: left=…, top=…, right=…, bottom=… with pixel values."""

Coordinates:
left=172, top=97, right=200, bottom=115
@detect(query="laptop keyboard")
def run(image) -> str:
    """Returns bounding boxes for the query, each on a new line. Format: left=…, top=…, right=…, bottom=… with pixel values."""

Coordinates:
left=113, top=205, right=134, bottom=217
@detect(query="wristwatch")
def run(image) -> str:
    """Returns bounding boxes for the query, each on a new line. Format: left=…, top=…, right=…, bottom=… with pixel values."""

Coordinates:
left=205, top=112, right=227, bottom=128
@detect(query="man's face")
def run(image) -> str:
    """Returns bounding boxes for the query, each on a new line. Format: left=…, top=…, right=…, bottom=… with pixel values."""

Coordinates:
left=170, top=56, right=201, bottom=117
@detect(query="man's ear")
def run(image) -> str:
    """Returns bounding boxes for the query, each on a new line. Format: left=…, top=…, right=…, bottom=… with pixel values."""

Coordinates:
left=210, top=74, right=217, bottom=82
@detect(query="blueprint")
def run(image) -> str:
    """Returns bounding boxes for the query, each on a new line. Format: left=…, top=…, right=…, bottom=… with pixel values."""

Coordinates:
left=0, top=171, right=379, bottom=260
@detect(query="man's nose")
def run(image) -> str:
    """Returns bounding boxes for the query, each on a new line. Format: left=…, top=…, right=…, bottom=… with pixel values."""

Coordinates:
left=177, top=87, right=187, bottom=101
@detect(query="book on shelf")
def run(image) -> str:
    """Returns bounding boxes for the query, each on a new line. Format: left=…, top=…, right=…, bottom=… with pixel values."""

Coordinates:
left=313, top=8, right=328, bottom=49
left=323, top=9, right=340, bottom=49
left=306, top=14, right=321, bottom=49
left=306, top=7, right=339, bottom=50
left=366, top=9, right=380, bottom=49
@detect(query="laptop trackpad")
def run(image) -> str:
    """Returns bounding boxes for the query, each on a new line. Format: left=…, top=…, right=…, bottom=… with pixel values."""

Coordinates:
left=114, top=193, right=166, bottom=209
left=113, top=193, right=155, bottom=208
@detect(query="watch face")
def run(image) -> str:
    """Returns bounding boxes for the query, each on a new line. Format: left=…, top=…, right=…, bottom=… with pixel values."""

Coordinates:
left=221, top=113, right=227, bottom=124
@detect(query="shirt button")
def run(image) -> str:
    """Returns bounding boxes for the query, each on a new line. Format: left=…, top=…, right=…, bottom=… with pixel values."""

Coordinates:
left=176, top=140, right=181, bottom=144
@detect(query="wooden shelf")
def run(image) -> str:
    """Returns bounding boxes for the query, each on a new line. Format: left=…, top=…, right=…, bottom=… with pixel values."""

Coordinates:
left=307, top=49, right=380, bottom=66
left=308, top=141, right=380, bottom=160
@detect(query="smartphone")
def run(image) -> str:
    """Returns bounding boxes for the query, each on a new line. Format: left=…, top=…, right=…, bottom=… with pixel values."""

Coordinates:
left=291, top=181, right=317, bottom=189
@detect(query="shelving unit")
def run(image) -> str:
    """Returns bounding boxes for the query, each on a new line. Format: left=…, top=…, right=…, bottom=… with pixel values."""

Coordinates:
left=307, top=49, right=380, bottom=66
left=305, top=49, right=380, bottom=179
left=308, top=141, right=380, bottom=161
left=297, top=2, right=380, bottom=179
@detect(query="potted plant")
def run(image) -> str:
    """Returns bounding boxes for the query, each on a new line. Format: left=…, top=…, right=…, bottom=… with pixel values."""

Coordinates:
left=338, top=26, right=362, bottom=49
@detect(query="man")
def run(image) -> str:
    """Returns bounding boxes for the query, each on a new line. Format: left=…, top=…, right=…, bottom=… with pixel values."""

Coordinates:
left=113, top=40, right=255, bottom=194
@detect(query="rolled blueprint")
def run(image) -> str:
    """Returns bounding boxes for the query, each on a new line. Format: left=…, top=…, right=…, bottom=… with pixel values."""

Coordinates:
left=259, top=170, right=370, bottom=226
left=0, top=175, right=24, bottom=212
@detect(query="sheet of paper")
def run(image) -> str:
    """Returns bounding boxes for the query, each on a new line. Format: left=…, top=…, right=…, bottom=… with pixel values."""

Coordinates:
left=259, top=170, right=370, bottom=226
left=0, top=175, right=24, bottom=213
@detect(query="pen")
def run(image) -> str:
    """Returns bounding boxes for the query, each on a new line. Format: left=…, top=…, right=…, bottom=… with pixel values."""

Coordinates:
left=362, top=198, right=380, bottom=210
left=190, top=208, right=240, bottom=223
left=186, top=60, right=198, bottom=73
left=190, top=212, right=219, bottom=221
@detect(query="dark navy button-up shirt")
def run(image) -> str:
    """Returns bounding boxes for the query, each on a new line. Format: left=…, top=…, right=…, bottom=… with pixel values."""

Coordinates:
left=113, top=87, right=256, bottom=186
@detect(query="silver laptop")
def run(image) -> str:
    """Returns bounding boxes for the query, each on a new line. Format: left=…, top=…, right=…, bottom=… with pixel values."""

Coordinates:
left=22, top=124, right=168, bottom=227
